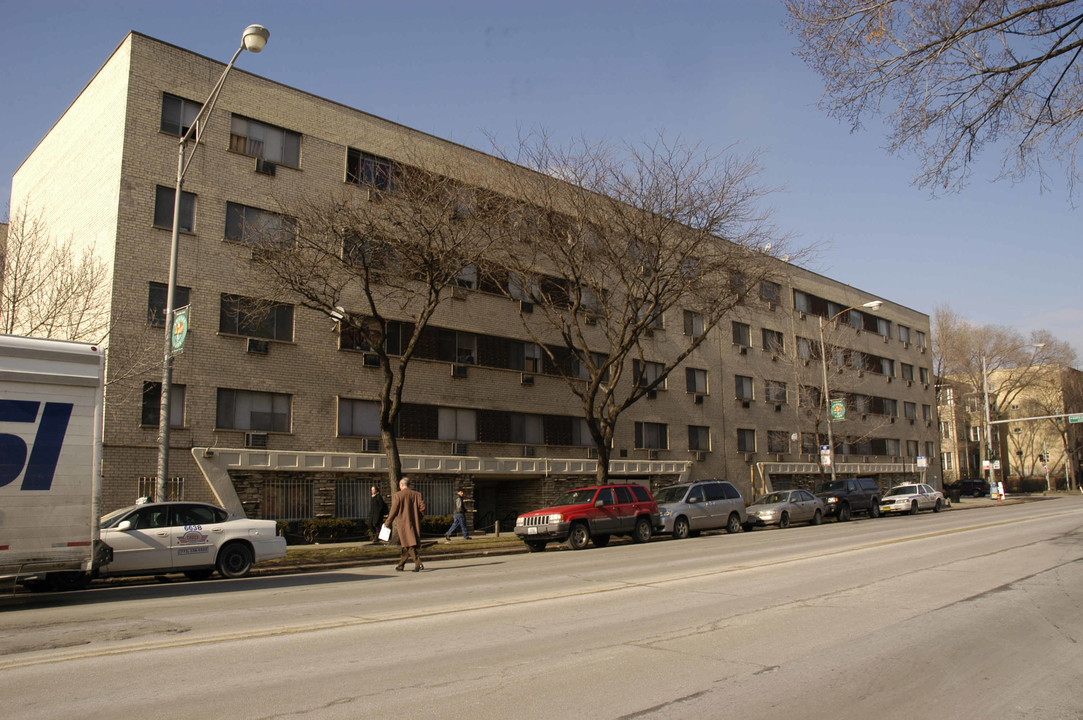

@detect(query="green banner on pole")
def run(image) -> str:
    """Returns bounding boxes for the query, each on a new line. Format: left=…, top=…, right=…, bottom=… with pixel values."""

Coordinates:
left=171, top=305, right=190, bottom=355
left=829, top=399, right=846, bottom=421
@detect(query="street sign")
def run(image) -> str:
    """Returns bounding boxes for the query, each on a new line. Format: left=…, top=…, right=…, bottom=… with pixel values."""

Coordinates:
left=1069, top=414, right=1083, bottom=424
left=916, top=455, right=927, bottom=468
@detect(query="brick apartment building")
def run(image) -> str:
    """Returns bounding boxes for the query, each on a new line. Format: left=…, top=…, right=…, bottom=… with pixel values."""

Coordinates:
left=9, top=32, right=938, bottom=530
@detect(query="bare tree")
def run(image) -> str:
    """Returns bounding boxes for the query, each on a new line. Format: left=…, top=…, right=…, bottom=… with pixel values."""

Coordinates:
left=786, top=0, right=1083, bottom=195
left=933, top=304, right=1077, bottom=469
left=1, top=204, right=110, bottom=341
left=489, top=135, right=788, bottom=483
left=247, top=155, right=502, bottom=484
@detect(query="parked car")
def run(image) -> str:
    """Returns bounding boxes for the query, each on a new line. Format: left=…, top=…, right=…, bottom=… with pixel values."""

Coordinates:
left=957, top=478, right=991, bottom=497
left=815, top=477, right=881, bottom=521
left=744, top=489, right=824, bottom=530
left=655, top=480, right=747, bottom=539
left=880, top=484, right=944, bottom=515
left=514, top=484, right=662, bottom=551
left=96, top=501, right=287, bottom=580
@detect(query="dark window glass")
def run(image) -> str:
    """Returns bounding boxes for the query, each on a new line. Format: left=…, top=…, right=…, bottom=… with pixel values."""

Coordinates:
left=160, top=93, right=201, bottom=136
left=154, top=185, right=195, bottom=232
left=148, top=282, right=191, bottom=327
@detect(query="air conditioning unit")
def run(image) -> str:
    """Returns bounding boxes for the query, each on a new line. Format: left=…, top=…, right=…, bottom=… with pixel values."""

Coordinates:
left=694, top=394, right=705, bottom=405
left=451, top=364, right=468, bottom=378
left=452, top=442, right=469, bottom=456
left=771, top=355, right=778, bottom=362
left=775, top=453, right=784, bottom=462
left=741, top=400, right=751, bottom=409
left=909, top=419, right=915, bottom=425
left=363, top=353, right=380, bottom=367
left=255, top=158, right=276, bottom=176
left=647, top=390, right=657, bottom=400
left=739, top=346, right=748, bottom=355
left=519, top=300, right=534, bottom=313
left=585, top=315, right=598, bottom=326
left=768, top=302, right=777, bottom=311
left=696, top=451, right=708, bottom=462
left=887, top=377, right=893, bottom=383
left=361, top=437, right=381, bottom=453
left=903, top=341, right=910, bottom=349
left=744, top=452, right=754, bottom=463
left=244, top=432, right=268, bottom=449
left=799, top=312, right=807, bottom=320
left=919, top=346, right=926, bottom=354
left=883, top=335, right=889, bottom=343
left=906, top=380, right=913, bottom=387
left=520, top=373, right=535, bottom=386
left=775, top=404, right=782, bottom=412
left=890, top=417, right=897, bottom=423
left=247, top=338, right=269, bottom=354
left=587, top=447, right=599, bottom=459
left=522, top=445, right=536, bottom=457
left=451, top=286, right=468, bottom=300
left=644, top=329, right=654, bottom=338
left=648, top=450, right=660, bottom=460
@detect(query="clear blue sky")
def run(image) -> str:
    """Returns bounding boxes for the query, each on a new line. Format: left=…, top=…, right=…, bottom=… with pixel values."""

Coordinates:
left=2, top=1, right=1080, bottom=359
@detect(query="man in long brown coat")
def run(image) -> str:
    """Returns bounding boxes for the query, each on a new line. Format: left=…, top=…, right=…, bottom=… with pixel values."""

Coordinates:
left=384, top=476, right=426, bottom=572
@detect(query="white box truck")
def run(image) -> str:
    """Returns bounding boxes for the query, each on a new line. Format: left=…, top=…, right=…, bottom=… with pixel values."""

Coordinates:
left=0, top=334, right=108, bottom=590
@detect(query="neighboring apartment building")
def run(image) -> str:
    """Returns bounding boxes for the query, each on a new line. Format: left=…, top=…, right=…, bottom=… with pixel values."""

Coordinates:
left=9, top=32, right=939, bottom=528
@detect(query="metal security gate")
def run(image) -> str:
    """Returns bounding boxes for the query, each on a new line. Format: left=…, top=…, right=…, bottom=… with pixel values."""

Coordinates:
left=261, top=478, right=312, bottom=520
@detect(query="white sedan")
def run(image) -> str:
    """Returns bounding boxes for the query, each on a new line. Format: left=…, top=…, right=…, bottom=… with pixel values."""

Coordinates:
left=98, top=501, right=287, bottom=580
left=880, top=484, right=944, bottom=516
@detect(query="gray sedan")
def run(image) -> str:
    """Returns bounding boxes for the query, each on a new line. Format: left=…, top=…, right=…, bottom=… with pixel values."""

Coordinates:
left=743, top=489, right=824, bottom=530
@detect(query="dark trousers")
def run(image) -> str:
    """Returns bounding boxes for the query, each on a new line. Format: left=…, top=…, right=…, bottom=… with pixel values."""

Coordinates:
left=396, top=545, right=420, bottom=570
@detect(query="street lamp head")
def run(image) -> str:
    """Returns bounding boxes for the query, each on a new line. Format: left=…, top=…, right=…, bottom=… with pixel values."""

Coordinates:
left=862, top=300, right=883, bottom=311
left=242, top=24, right=270, bottom=53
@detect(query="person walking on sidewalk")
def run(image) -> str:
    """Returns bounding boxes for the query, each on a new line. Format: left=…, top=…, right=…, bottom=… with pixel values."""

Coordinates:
left=444, top=489, right=471, bottom=542
left=368, top=485, right=388, bottom=544
left=384, top=476, right=426, bottom=572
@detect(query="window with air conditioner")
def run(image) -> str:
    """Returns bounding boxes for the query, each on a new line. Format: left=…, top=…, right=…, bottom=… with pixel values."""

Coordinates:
left=687, top=425, right=710, bottom=452
left=438, top=329, right=477, bottom=365
left=919, top=367, right=930, bottom=384
left=736, top=428, right=756, bottom=453
left=686, top=368, right=708, bottom=394
left=760, top=280, right=781, bottom=305
left=765, top=380, right=788, bottom=404
left=762, top=328, right=784, bottom=354
left=898, top=325, right=911, bottom=344
left=901, top=363, right=914, bottom=382
left=219, top=294, right=294, bottom=341
left=230, top=115, right=301, bottom=167
left=735, top=375, right=754, bottom=401
left=338, top=398, right=380, bottom=437
left=683, top=310, right=704, bottom=337
left=510, top=413, right=544, bottom=445
left=732, top=321, right=751, bottom=347
left=633, top=359, right=666, bottom=390
left=508, top=340, right=541, bottom=373
left=437, top=407, right=477, bottom=442
left=216, top=388, right=291, bottom=432
left=634, top=421, right=668, bottom=450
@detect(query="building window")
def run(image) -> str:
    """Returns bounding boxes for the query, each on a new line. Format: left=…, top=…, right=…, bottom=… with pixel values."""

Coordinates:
left=919, top=367, right=930, bottom=384
left=940, top=421, right=952, bottom=438
left=906, top=440, right=919, bottom=457
left=148, top=282, right=191, bottom=327
left=636, top=300, right=664, bottom=329
left=898, top=325, right=911, bottom=344
left=925, top=441, right=934, bottom=458
left=141, top=382, right=185, bottom=427
left=799, top=385, right=821, bottom=408
left=219, top=294, right=294, bottom=341
left=885, top=438, right=900, bottom=456
left=635, top=421, right=668, bottom=450
left=735, top=375, right=754, bottom=401
left=454, top=264, right=478, bottom=290
left=923, top=404, right=932, bottom=421
left=438, top=407, right=477, bottom=441
left=760, top=280, right=781, bottom=305
left=683, top=310, right=704, bottom=337
left=225, top=202, right=296, bottom=247
left=633, top=360, right=666, bottom=389
left=880, top=358, right=895, bottom=377
left=338, top=398, right=380, bottom=437
left=510, top=413, right=544, bottom=444
left=686, top=368, right=708, bottom=394
left=736, top=428, right=756, bottom=453
left=732, top=321, right=751, bottom=347
left=904, top=402, right=917, bottom=419
left=572, top=418, right=593, bottom=447
left=230, top=115, right=301, bottom=167
left=765, top=380, right=787, bottom=404
left=688, top=425, right=710, bottom=451
left=438, top=330, right=477, bottom=364
left=153, top=185, right=195, bottom=232
left=216, top=388, right=291, bottom=432
left=915, top=330, right=927, bottom=348
left=346, top=148, right=399, bottom=191
left=160, top=93, right=202, bottom=136
left=762, top=328, right=784, bottom=354
left=943, top=452, right=953, bottom=471
left=900, top=363, right=914, bottom=381
left=767, top=430, right=789, bottom=453
left=575, top=351, right=609, bottom=381
left=509, top=340, right=542, bottom=373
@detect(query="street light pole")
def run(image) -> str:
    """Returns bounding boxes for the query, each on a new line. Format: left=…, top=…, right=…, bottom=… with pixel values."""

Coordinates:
left=818, top=300, right=882, bottom=483
left=155, top=25, right=269, bottom=502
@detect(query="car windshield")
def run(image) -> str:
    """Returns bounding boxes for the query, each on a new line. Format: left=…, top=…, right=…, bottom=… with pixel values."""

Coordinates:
left=653, top=486, right=688, bottom=503
left=886, top=486, right=918, bottom=497
left=752, top=492, right=788, bottom=506
left=100, top=505, right=138, bottom=528
left=818, top=481, right=846, bottom=493
left=551, top=489, right=598, bottom=506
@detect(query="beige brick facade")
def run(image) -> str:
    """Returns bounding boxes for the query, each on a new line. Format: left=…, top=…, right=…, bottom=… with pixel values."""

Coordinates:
left=10, top=32, right=939, bottom=526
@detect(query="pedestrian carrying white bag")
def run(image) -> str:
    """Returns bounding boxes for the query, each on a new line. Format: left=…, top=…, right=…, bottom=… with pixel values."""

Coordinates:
left=378, top=524, right=391, bottom=542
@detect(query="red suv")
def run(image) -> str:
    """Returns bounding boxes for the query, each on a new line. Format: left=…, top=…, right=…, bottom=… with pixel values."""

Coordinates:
left=514, top=484, right=663, bottom=552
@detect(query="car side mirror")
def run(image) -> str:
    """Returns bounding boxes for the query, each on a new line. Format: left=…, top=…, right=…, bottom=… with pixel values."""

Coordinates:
left=594, top=500, right=604, bottom=508
left=116, top=520, right=133, bottom=531
left=688, top=496, right=701, bottom=504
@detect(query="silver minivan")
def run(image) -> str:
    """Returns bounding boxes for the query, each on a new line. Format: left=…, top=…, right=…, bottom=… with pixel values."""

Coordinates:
left=655, top=480, right=747, bottom=539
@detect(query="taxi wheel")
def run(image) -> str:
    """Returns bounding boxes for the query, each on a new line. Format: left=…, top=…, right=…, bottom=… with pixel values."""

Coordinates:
left=216, top=543, right=254, bottom=578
